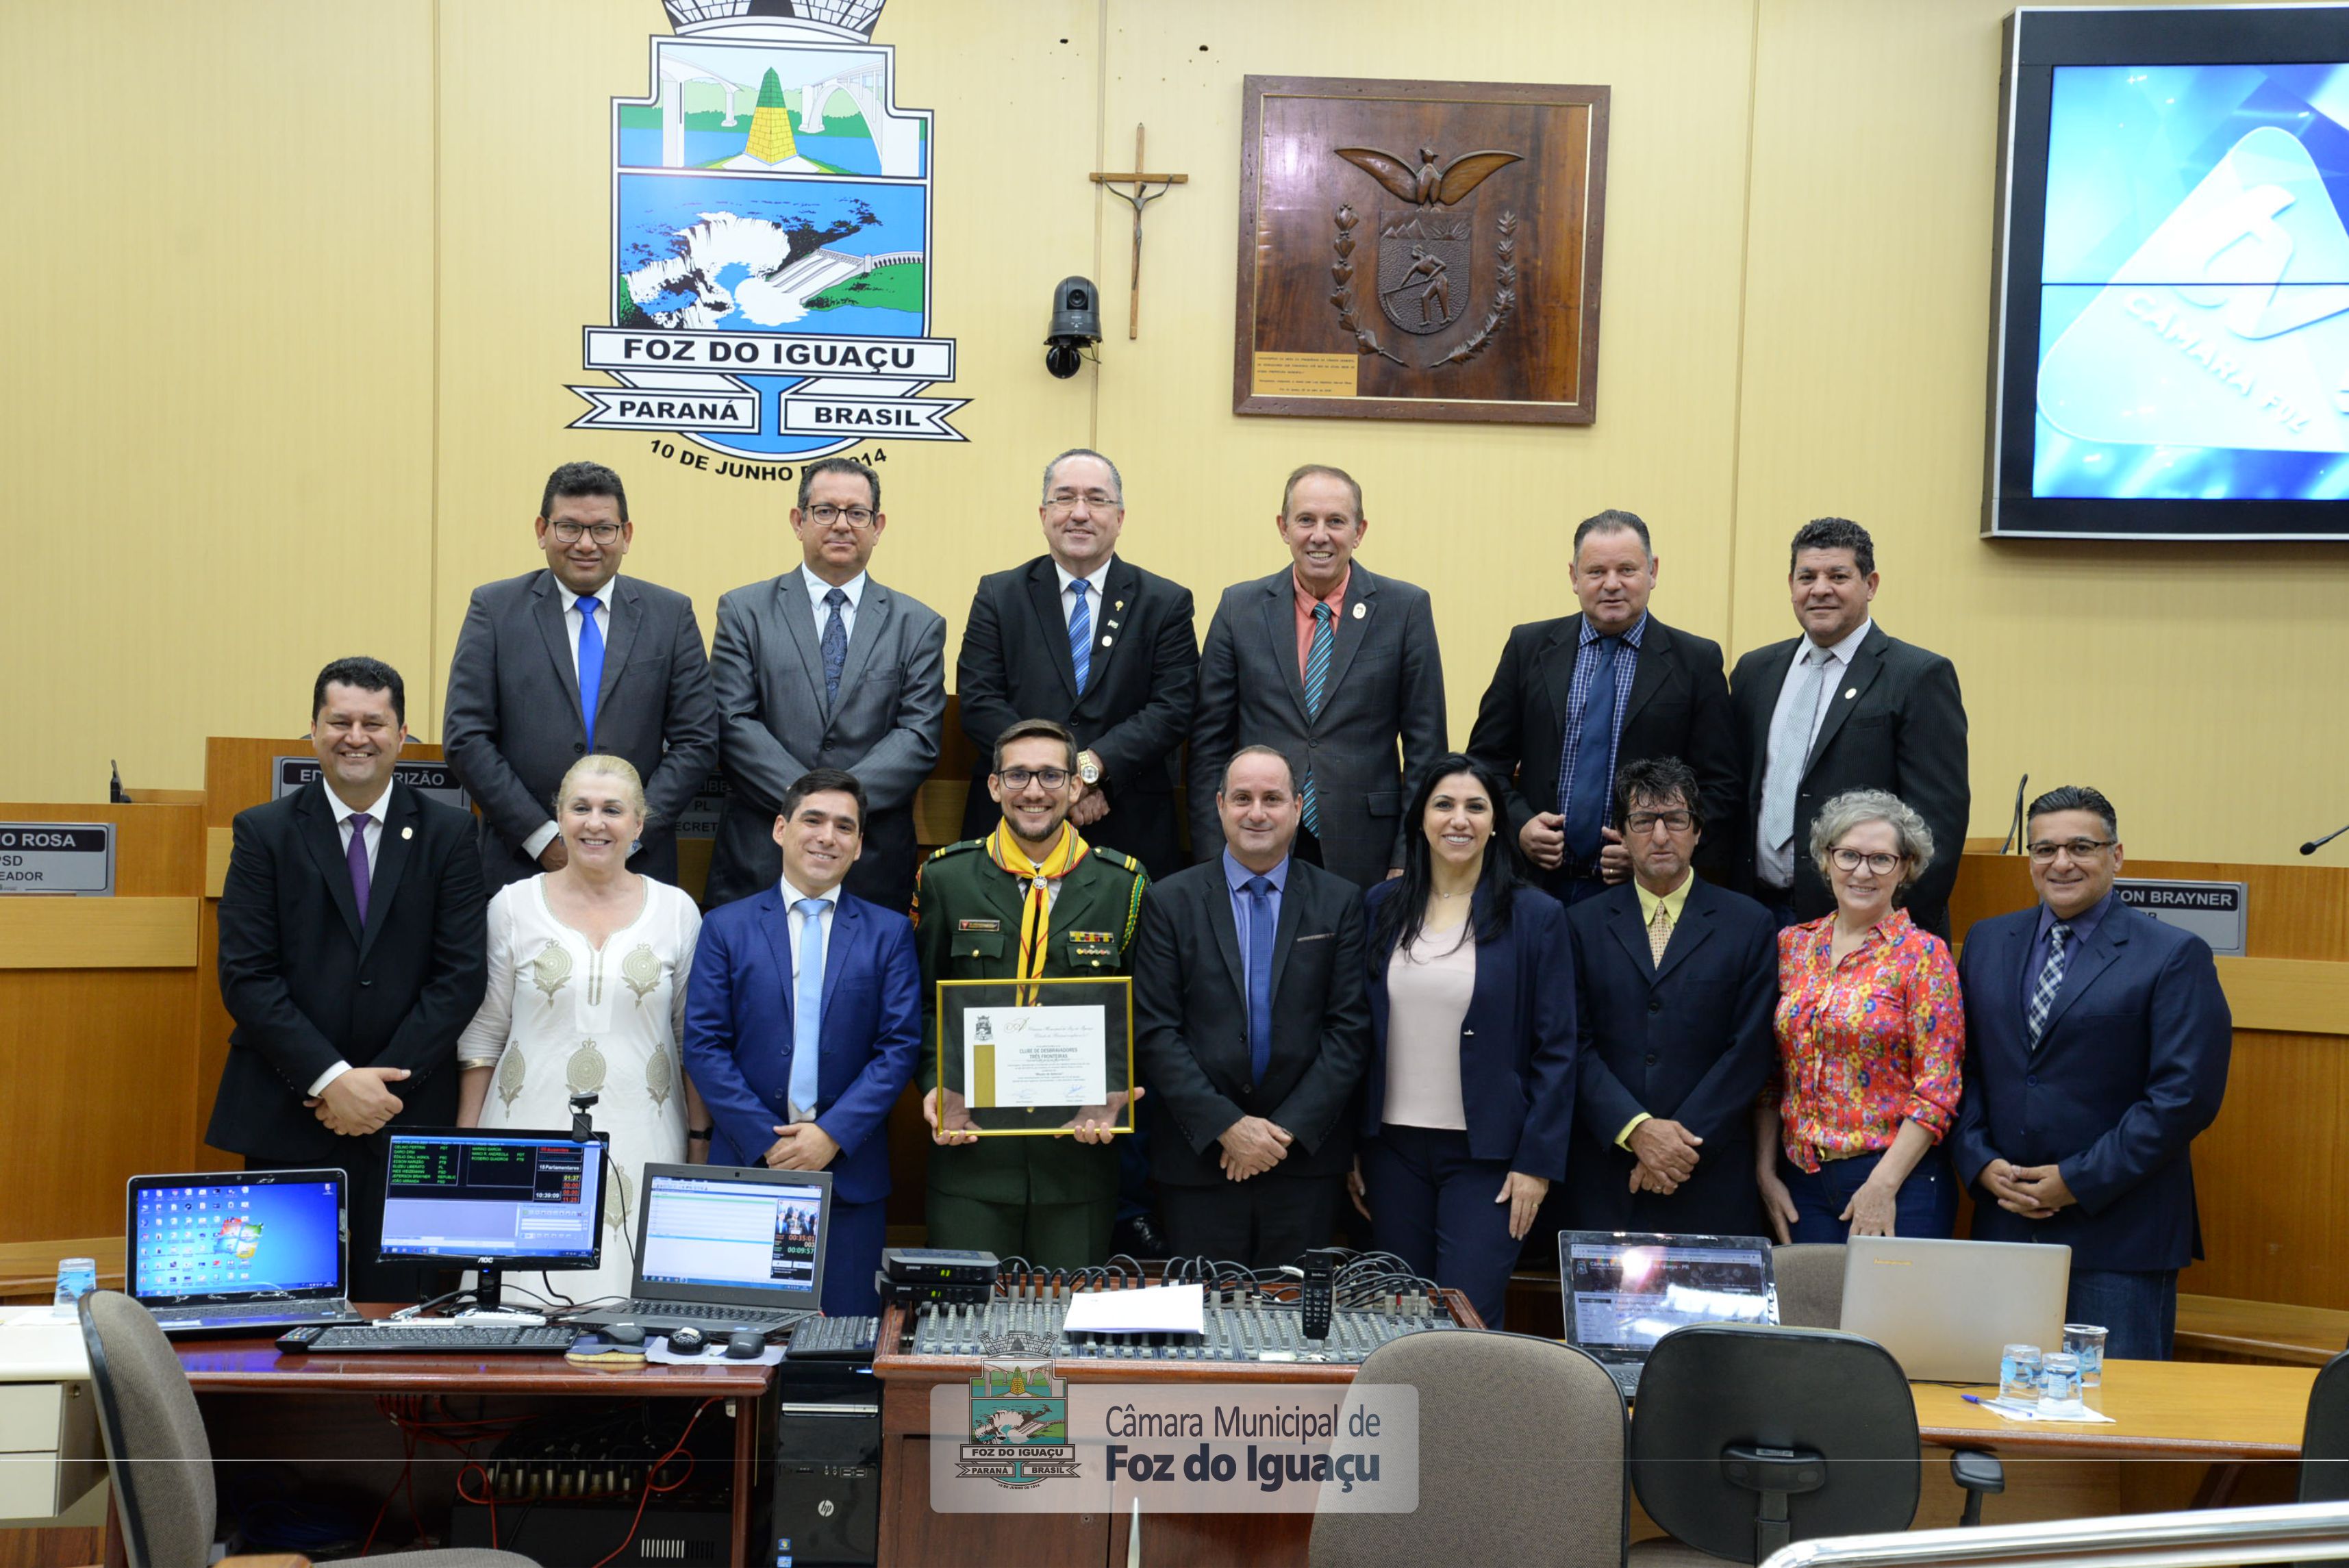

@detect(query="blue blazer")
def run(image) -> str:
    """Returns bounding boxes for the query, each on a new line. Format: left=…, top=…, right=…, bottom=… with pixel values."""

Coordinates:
left=682, top=886, right=921, bottom=1206
left=1562, top=876, right=1779, bottom=1235
left=1359, top=881, right=1578, bottom=1180
left=1952, top=898, right=2231, bottom=1272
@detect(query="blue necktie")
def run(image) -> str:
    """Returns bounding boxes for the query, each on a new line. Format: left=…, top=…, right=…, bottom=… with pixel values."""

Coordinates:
left=1562, top=635, right=1620, bottom=864
left=790, top=898, right=827, bottom=1118
left=1301, top=602, right=1334, bottom=836
left=1244, top=876, right=1275, bottom=1088
left=575, top=596, right=604, bottom=750
left=1068, top=579, right=1092, bottom=695
left=820, top=587, right=849, bottom=705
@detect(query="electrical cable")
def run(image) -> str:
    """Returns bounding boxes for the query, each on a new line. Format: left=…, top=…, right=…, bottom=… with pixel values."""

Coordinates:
left=585, top=1395, right=726, bottom=1568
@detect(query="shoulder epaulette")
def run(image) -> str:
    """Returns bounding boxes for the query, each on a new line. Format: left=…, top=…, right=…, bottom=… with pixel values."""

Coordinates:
left=1090, top=846, right=1144, bottom=877
left=925, top=839, right=985, bottom=863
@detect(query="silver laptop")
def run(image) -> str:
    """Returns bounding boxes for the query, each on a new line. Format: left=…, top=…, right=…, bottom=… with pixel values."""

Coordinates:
left=568, top=1164, right=831, bottom=1335
left=1839, top=1236, right=2070, bottom=1382
left=1559, top=1230, right=1779, bottom=1398
left=129, top=1169, right=364, bottom=1337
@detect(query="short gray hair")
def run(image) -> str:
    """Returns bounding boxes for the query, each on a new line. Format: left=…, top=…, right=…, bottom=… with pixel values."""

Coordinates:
left=1809, top=788, right=1934, bottom=896
left=1041, top=448, right=1124, bottom=505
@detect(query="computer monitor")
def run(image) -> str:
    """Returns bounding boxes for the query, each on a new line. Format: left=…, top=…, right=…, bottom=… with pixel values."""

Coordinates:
left=127, top=1169, right=346, bottom=1304
left=1560, top=1230, right=1779, bottom=1367
left=637, top=1165, right=830, bottom=1313
left=377, top=1128, right=609, bottom=1306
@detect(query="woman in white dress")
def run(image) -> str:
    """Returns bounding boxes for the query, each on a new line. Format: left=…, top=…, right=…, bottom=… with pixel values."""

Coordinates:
left=456, top=755, right=707, bottom=1306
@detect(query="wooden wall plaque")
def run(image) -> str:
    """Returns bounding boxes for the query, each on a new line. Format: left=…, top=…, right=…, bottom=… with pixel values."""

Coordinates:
left=1234, top=75, right=1610, bottom=425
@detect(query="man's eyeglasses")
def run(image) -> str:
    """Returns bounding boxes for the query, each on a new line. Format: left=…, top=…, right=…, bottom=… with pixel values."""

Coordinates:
left=804, top=504, right=877, bottom=528
left=1829, top=848, right=1902, bottom=874
left=1045, top=490, right=1121, bottom=512
left=2026, top=838, right=2115, bottom=863
left=997, top=768, right=1071, bottom=790
left=1624, top=811, right=1694, bottom=834
left=549, top=522, right=624, bottom=544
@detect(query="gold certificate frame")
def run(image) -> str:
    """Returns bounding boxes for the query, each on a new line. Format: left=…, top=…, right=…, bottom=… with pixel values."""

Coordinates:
left=933, top=975, right=1138, bottom=1137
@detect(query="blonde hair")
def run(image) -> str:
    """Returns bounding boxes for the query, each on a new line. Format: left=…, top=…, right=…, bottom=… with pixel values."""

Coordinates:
left=553, top=754, right=653, bottom=824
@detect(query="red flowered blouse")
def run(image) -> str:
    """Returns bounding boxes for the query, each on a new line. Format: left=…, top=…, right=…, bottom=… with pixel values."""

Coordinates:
left=1769, top=907, right=1964, bottom=1174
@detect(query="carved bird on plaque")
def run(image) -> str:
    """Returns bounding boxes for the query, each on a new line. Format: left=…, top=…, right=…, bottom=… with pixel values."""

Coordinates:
left=1333, top=144, right=1522, bottom=208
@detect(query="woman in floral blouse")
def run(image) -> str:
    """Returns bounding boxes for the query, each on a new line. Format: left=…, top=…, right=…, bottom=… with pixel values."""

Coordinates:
left=1755, top=789, right=1963, bottom=1243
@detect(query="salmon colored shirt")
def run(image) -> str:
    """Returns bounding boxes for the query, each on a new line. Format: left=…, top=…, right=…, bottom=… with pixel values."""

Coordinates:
left=1769, top=907, right=1964, bottom=1174
left=1293, top=567, right=1350, bottom=679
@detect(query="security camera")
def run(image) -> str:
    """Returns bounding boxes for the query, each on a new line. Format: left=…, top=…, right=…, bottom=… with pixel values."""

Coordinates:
left=1045, top=276, right=1101, bottom=379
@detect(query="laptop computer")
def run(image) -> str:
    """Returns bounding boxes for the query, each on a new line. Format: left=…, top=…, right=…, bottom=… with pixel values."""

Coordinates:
left=1559, top=1230, right=1779, bottom=1398
left=1839, top=1235, right=2070, bottom=1382
left=568, top=1163, right=832, bottom=1334
left=128, top=1169, right=365, bottom=1337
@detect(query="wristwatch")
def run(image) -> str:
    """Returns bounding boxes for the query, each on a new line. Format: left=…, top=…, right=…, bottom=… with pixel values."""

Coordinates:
left=686, top=1128, right=712, bottom=1142
left=1077, top=750, right=1104, bottom=786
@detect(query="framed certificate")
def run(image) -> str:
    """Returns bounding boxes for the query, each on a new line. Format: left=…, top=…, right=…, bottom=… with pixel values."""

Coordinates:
left=934, top=976, right=1137, bottom=1137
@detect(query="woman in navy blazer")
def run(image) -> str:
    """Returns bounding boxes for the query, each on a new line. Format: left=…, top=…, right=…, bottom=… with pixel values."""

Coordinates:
left=1355, top=753, right=1577, bottom=1328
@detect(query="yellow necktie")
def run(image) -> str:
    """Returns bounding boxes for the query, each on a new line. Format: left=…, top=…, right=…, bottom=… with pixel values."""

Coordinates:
left=1648, top=900, right=1672, bottom=967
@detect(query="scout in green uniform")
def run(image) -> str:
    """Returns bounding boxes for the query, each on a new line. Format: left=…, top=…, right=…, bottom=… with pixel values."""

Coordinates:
left=915, top=718, right=1146, bottom=1267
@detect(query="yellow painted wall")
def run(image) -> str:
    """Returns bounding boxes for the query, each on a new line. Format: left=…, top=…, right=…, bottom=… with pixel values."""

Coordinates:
left=5, top=0, right=2341, bottom=866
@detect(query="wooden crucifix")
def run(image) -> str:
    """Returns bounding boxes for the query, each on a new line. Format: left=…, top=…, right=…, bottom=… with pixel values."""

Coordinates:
left=1089, top=125, right=1188, bottom=339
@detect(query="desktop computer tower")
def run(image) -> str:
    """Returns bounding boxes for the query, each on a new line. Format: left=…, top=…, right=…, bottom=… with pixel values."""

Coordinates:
left=768, top=1363, right=880, bottom=1567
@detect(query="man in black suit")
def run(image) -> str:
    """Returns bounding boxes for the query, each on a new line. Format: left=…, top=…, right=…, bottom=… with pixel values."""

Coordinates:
left=1133, top=745, right=1371, bottom=1267
left=1467, top=509, right=1739, bottom=901
left=1562, top=757, right=1777, bottom=1237
left=443, top=461, right=718, bottom=893
left=1729, top=516, right=1969, bottom=937
left=1189, top=464, right=1446, bottom=887
left=954, top=449, right=1198, bottom=878
left=210, top=658, right=488, bottom=1300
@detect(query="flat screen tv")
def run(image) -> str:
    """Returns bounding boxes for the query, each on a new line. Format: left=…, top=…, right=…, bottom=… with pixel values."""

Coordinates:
left=1987, top=6, right=2349, bottom=538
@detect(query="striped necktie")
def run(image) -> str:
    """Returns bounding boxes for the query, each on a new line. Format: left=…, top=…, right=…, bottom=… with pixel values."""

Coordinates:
left=1301, top=602, right=1334, bottom=835
left=1068, top=579, right=1092, bottom=695
left=2025, top=922, right=2072, bottom=1051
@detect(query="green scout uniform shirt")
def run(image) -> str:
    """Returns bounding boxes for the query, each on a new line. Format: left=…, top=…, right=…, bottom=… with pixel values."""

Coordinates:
left=914, top=838, right=1146, bottom=1206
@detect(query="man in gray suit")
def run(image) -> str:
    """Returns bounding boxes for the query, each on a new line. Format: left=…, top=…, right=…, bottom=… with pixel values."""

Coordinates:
left=443, top=460, right=718, bottom=892
left=706, top=457, right=947, bottom=913
left=1189, top=464, right=1446, bottom=887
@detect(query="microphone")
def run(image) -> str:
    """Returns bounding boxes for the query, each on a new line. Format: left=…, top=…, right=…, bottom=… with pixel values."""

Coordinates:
left=2301, top=822, right=2349, bottom=856
left=2000, top=772, right=2029, bottom=855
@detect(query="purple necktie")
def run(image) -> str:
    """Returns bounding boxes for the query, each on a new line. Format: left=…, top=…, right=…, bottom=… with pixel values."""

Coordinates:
left=347, top=812, right=373, bottom=924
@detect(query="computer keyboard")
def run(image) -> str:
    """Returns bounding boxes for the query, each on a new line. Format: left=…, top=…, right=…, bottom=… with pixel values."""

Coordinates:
left=622, top=1300, right=796, bottom=1326
left=788, top=1315, right=880, bottom=1361
left=277, top=1322, right=579, bottom=1355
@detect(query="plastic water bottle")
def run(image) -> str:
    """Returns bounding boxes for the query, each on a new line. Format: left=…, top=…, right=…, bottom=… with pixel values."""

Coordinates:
left=52, top=1258, right=97, bottom=1319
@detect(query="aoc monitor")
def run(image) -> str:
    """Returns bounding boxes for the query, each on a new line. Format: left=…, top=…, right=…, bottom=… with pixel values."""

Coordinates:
left=375, top=1129, right=609, bottom=1295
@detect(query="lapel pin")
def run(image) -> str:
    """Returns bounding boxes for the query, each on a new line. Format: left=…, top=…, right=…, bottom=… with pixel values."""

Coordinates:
left=1352, top=602, right=1366, bottom=620
left=401, top=826, right=414, bottom=840
left=1844, top=688, right=1857, bottom=700
left=1101, top=635, right=1114, bottom=647
left=1114, top=599, right=1125, bottom=611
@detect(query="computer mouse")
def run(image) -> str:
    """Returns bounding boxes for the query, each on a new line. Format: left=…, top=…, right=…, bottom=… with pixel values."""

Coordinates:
left=668, top=1326, right=707, bottom=1354
left=724, top=1329, right=766, bottom=1359
left=605, top=1322, right=646, bottom=1346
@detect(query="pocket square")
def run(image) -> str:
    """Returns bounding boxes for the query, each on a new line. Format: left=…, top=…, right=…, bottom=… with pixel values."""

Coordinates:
left=1293, top=931, right=1335, bottom=944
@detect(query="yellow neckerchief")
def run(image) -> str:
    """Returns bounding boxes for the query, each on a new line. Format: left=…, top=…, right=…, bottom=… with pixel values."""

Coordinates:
left=985, top=819, right=1090, bottom=982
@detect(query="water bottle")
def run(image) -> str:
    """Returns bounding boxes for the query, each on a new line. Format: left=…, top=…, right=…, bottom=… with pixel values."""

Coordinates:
left=52, top=1257, right=97, bottom=1318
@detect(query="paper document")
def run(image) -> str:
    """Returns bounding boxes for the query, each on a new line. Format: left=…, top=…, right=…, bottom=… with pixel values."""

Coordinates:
left=964, top=1003, right=1109, bottom=1109
left=1062, top=1283, right=1205, bottom=1336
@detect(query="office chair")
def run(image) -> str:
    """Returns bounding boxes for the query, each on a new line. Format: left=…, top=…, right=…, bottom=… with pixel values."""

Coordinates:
left=1309, top=1329, right=1626, bottom=1568
left=1770, top=1243, right=1844, bottom=1330
left=1628, top=1323, right=2002, bottom=1564
left=2301, top=1348, right=2349, bottom=1503
left=77, top=1291, right=539, bottom=1568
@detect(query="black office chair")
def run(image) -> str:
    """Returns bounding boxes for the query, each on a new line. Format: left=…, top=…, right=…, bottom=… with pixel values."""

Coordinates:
left=2301, top=1348, right=2349, bottom=1503
left=1629, top=1323, right=2002, bottom=1564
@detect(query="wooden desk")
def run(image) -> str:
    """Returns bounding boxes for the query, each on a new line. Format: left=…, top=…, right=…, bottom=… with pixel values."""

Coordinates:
left=2178, top=1295, right=2349, bottom=1369
left=170, top=1327, right=772, bottom=1567
left=1912, top=1360, right=2316, bottom=1460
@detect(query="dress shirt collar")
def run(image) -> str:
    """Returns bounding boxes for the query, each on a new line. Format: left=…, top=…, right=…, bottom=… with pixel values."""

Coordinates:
left=1635, top=870, right=1695, bottom=929
left=2035, top=887, right=2115, bottom=944
left=780, top=875, right=844, bottom=912
left=1292, top=566, right=1350, bottom=614
left=801, top=566, right=868, bottom=609
left=1579, top=610, right=1650, bottom=650
left=1053, top=557, right=1114, bottom=599
left=1803, top=616, right=1873, bottom=666
left=1222, top=848, right=1292, bottom=896
left=557, top=576, right=620, bottom=613
left=327, top=778, right=395, bottom=828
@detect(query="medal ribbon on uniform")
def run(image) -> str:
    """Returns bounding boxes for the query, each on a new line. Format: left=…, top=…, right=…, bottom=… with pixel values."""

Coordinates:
left=985, top=820, right=1090, bottom=992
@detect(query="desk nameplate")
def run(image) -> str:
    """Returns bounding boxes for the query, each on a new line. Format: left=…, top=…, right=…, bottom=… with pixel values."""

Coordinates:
left=0, top=823, right=113, bottom=897
left=273, top=757, right=470, bottom=812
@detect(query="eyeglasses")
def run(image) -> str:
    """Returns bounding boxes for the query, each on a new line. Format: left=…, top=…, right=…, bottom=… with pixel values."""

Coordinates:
left=1829, top=848, right=1902, bottom=874
left=804, top=505, right=877, bottom=528
left=997, top=768, right=1071, bottom=790
left=1624, top=811, right=1694, bottom=834
left=1045, top=490, right=1121, bottom=511
left=549, top=521, right=624, bottom=544
left=2027, top=837, right=2115, bottom=863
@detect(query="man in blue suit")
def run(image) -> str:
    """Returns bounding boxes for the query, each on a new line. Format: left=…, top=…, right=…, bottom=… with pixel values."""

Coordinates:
left=1562, top=757, right=1778, bottom=1237
left=1953, top=785, right=2232, bottom=1359
left=684, top=768, right=920, bottom=1316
